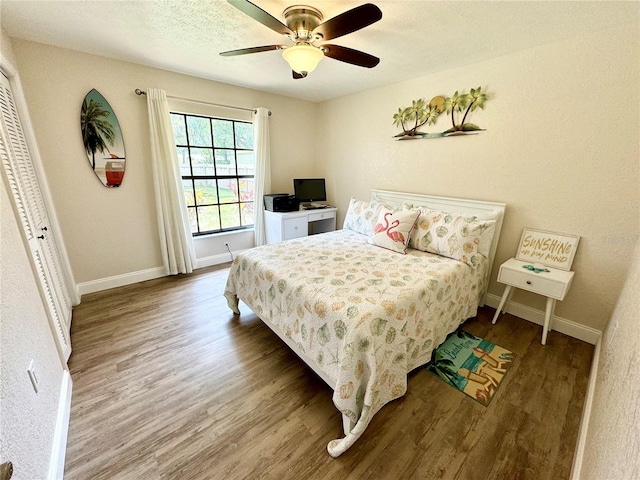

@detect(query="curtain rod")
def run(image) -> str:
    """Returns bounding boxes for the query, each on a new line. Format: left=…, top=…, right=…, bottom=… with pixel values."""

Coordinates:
left=134, top=89, right=271, bottom=116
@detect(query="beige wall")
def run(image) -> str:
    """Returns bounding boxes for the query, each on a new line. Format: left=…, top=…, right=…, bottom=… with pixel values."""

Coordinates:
left=579, top=245, right=640, bottom=479
left=10, top=39, right=318, bottom=285
left=316, top=22, right=639, bottom=331
left=1, top=27, right=17, bottom=67
left=1, top=28, right=65, bottom=479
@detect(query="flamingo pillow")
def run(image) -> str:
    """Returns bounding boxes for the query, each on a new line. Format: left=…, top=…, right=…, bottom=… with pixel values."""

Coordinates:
left=367, top=208, right=420, bottom=254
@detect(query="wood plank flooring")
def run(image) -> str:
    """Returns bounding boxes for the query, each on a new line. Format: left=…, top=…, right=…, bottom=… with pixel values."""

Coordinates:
left=64, top=264, right=593, bottom=480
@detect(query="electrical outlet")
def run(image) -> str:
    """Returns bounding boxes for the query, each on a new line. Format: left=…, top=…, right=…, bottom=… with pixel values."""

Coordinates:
left=27, top=359, right=39, bottom=393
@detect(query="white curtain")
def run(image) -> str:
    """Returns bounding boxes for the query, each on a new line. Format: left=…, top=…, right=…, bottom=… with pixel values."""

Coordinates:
left=146, top=88, right=196, bottom=275
left=253, top=107, right=271, bottom=246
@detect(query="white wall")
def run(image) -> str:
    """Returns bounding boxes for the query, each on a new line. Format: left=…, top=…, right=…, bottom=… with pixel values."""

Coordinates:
left=1, top=31, right=65, bottom=474
left=316, top=22, right=639, bottom=332
left=578, top=245, right=640, bottom=478
left=9, top=39, right=318, bottom=289
left=1, top=183, right=64, bottom=480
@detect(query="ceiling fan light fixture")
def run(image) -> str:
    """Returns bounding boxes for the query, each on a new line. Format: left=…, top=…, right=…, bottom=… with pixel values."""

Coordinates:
left=282, top=43, right=324, bottom=74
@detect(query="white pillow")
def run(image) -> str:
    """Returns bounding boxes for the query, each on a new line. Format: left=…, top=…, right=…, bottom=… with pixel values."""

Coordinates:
left=405, top=205, right=496, bottom=265
left=342, top=197, right=383, bottom=236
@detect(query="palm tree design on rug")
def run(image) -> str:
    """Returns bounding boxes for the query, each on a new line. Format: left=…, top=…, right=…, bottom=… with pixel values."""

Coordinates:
left=81, top=98, right=115, bottom=170
left=427, top=356, right=459, bottom=384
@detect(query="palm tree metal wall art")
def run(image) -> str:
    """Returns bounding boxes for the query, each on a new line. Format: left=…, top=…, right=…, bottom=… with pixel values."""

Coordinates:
left=393, top=86, right=488, bottom=140
left=81, top=89, right=126, bottom=187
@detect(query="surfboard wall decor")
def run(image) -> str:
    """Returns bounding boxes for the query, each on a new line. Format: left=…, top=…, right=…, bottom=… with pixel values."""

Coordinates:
left=81, top=89, right=126, bottom=187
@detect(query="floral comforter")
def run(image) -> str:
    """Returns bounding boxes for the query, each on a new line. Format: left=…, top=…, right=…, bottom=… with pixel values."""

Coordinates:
left=224, top=229, right=487, bottom=457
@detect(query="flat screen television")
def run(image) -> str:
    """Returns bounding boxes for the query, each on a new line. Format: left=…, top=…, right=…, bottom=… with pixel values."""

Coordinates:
left=293, top=178, right=326, bottom=204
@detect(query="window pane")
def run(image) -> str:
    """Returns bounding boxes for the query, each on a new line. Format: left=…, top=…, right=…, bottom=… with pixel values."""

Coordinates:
left=176, top=147, right=190, bottom=176
left=215, top=150, right=236, bottom=176
left=187, top=116, right=212, bottom=147
left=190, top=148, right=214, bottom=176
left=240, top=202, right=254, bottom=226
left=171, top=114, right=187, bottom=144
left=239, top=178, right=254, bottom=202
left=220, top=203, right=241, bottom=230
left=234, top=122, right=253, bottom=149
left=187, top=207, right=198, bottom=233
left=194, top=179, right=218, bottom=205
left=212, top=119, right=234, bottom=148
left=236, top=150, right=254, bottom=176
left=198, top=206, right=220, bottom=232
left=182, top=179, right=195, bottom=206
left=219, top=179, right=239, bottom=203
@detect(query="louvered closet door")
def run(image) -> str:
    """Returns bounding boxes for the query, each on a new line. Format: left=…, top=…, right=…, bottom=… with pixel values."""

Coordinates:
left=0, top=72, right=72, bottom=361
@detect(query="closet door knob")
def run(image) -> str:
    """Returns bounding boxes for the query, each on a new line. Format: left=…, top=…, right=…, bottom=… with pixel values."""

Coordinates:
left=37, top=235, right=45, bottom=240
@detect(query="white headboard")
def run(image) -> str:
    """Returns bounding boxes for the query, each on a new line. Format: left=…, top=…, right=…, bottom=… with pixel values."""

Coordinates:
left=371, top=189, right=506, bottom=304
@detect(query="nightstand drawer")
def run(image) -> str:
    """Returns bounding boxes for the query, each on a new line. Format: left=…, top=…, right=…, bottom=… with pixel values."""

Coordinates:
left=282, top=217, right=308, bottom=240
left=499, top=268, right=565, bottom=299
left=308, top=210, right=335, bottom=222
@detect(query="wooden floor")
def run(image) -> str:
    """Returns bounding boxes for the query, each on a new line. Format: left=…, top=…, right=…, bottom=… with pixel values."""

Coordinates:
left=64, top=264, right=593, bottom=480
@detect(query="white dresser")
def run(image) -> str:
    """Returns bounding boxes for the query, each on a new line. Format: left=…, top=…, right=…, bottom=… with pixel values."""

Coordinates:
left=264, top=207, right=337, bottom=244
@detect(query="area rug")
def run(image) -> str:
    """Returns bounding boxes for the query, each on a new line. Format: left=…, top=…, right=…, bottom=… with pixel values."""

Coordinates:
left=426, top=329, right=515, bottom=406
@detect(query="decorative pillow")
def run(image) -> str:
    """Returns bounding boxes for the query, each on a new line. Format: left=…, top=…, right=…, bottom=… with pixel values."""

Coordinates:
left=367, top=208, right=420, bottom=254
left=342, top=197, right=383, bottom=236
left=405, top=205, right=496, bottom=265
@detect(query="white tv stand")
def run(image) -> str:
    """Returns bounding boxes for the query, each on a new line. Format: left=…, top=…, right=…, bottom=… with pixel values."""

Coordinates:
left=264, top=207, right=337, bottom=244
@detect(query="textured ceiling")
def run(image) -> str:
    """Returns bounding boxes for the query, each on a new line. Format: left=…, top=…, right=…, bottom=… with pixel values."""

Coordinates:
left=1, top=1, right=638, bottom=102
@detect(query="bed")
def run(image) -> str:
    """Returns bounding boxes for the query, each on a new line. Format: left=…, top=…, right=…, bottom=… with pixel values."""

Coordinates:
left=224, top=189, right=506, bottom=456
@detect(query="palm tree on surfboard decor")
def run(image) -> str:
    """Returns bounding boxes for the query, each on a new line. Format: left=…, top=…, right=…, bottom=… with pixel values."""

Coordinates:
left=81, top=98, right=115, bottom=170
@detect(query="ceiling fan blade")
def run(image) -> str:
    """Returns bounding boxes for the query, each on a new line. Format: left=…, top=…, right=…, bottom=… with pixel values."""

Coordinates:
left=313, top=3, right=382, bottom=41
left=322, top=44, right=380, bottom=68
left=292, top=70, right=307, bottom=79
left=227, top=0, right=292, bottom=35
left=220, top=45, right=286, bottom=56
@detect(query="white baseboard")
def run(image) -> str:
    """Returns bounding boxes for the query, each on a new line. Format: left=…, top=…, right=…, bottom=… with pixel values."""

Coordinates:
left=485, top=293, right=601, bottom=345
left=77, top=266, right=167, bottom=296
left=195, top=249, right=246, bottom=269
left=76, top=251, right=246, bottom=296
left=48, top=369, right=72, bottom=480
left=570, top=335, right=601, bottom=479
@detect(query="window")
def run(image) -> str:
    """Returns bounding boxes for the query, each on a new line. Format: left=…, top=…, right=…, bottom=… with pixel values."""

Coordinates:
left=170, top=113, right=254, bottom=236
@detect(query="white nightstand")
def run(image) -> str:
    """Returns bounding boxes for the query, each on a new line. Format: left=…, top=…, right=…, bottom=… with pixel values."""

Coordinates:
left=492, top=257, right=575, bottom=345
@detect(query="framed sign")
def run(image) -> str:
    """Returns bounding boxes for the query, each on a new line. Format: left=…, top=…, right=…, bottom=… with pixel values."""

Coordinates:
left=516, top=228, right=580, bottom=271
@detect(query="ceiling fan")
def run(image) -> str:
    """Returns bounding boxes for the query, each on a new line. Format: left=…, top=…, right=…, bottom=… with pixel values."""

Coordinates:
left=220, top=0, right=382, bottom=79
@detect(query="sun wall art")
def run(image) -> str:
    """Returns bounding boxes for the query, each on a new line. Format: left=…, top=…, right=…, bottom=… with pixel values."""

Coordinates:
left=392, top=86, right=489, bottom=140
